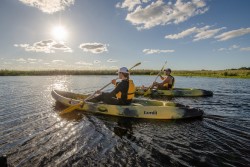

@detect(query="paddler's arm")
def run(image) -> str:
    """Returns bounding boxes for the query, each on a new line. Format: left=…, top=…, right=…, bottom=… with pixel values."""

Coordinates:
left=154, top=77, right=169, bottom=87
left=159, top=75, right=165, bottom=80
left=161, top=76, right=171, bottom=85
left=112, top=79, right=120, bottom=86
left=95, top=79, right=118, bottom=94
left=109, top=82, right=123, bottom=97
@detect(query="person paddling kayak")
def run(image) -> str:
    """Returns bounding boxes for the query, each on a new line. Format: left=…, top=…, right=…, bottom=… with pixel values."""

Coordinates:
left=152, top=68, right=175, bottom=90
left=88, top=67, right=135, bottom=105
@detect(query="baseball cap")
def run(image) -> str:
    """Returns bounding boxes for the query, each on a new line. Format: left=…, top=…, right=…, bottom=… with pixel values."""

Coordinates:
left=164, top=68, right=171, bottom=72
left=117, top=67, right=129, bottom=73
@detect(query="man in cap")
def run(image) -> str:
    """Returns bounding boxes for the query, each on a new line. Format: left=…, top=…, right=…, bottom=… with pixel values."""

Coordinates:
left=153, top=68, right=175, bottom=90
left=88, top=67, right=135, bottom=105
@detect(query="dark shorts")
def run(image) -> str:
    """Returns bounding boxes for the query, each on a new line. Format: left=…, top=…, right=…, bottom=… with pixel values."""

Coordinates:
left=157, top=85, right=170, bottom=90
left=88, top=92, right=131, bottom=105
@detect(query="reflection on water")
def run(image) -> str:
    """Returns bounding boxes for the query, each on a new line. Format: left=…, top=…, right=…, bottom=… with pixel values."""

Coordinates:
left=50, top=76, right=70, bottom=91
left=0, top=76, right=250, bottom=166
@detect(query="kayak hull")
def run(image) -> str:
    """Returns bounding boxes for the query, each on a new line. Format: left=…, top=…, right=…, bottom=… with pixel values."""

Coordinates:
left=51, top=89, right=204, bottom=120
left=135, top=87, right=213, bottom=97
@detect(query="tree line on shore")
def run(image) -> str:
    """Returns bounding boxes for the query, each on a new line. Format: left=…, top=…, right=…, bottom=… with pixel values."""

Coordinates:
left=0, top=68, right=249, bottom=78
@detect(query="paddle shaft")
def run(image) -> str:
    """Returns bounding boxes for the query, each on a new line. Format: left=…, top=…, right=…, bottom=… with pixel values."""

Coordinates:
left=83, top=77, right=119, bottom=102
left=142, top=61, right=168, bottom=96
left=147, top=61, right=167, bottom=90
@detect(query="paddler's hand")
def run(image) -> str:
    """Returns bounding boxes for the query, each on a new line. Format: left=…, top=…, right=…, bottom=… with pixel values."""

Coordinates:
left=159, top=75, right=164, bottom=80
left=153, top=82, right=158, bottom=86
left=141, top=85, right=145, bottom=89
left=111, top=79, right=116, bottom=85
left=95, top=90, right=101, bottom=94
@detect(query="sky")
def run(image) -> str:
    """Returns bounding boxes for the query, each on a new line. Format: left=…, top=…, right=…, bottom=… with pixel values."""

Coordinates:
left=0, top=0, right=250, bottom=71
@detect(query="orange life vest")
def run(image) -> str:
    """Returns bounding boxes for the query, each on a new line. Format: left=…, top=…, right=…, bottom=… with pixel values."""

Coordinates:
left=162, top=75, right=175, bottom=89
left=116, top=80, right=135, bottom=100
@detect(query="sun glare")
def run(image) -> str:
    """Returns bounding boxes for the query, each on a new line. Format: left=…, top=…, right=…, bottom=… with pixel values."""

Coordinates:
left=51, top=25, right=68, bottom=41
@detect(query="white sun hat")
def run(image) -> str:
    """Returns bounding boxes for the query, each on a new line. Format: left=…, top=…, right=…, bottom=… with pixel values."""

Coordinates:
left=116, top=67, right=129, bottom=73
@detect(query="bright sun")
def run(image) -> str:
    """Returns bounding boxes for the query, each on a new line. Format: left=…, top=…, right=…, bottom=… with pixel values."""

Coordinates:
left=51, top=25, right=68, bottom=41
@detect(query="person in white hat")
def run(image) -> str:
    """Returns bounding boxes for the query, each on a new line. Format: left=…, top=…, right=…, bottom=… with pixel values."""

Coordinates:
left=88, top=67, right=135, bottom=105
left=153, top=68, right=175, bottom=90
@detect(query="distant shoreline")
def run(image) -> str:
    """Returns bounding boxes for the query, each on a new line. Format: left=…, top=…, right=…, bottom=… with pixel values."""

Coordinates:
left=0, top=69, right=250, bottom=79
left=0, top=69, right=249, bottom=79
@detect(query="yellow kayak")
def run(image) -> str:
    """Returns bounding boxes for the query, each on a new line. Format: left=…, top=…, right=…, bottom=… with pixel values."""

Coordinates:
left=51, top=90, right=203, bottom=120
left=135, top=87, right=213, bottom=97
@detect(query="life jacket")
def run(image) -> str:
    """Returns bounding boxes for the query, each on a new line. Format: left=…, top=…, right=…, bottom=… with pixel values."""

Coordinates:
left=162, top=75, right=175, bottom=89
left=116, top=80, right=135, bottom=100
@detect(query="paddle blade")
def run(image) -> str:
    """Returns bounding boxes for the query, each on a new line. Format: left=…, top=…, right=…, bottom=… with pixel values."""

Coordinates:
left=60, top=103, right=82, bottom=115
left=129, top=62, right=141, bottom=70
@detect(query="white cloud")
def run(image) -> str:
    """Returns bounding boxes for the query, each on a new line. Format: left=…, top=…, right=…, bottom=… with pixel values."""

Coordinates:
left=229, top=45, right=239, bottom=50
left=75, top=61, right=93, bottom=66
left=218, top=48, right=226, bottom=51
left=143, top=49, right=174, bottom=54
left=13, top=58, right=43, bottom=64
left=18, top=0, right=74, bottom=14
left=79, top=43, right=108, bottom=54
left=165, top=26, right=225, bottom=41
left=166, top=26, right=250, bottom=42
left=51, top=42, right=72, bottom=52
left=116, top=0, right=151, bottom=11
left=111, top=66, right=118, bottom=69
left=27, top=58, right=36, bottom=61
left=107, top=59, right=117, bottom=63
left=240, top=47, right=250, bottom=51
left=165, top=27, right=198, bottom=39
left=16, top=58, right=26, bottom=62
left=122, top=0, right=208, bottom=30
left=14, top=44, right=29, bottom=48
left=4, top=62, right=12, bottom=65
left=215, top=28, right=250, bottom=41
left=217, top=45, right=240, bottom=51
left=15, top=39, right=72, bottom=53
left=116, top=0, right=143, bottom=11
left=52, top=60, right=65, bottom=63
left=94, top=60, right=101, bottom=64
left=194, top=27, right=226, bottom=41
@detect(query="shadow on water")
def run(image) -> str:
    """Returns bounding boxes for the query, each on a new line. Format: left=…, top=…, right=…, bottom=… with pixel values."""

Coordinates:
left=94, top=115, right=206, bottom=166
left=111, top=116, right=203, bottom=138
left=0, top=155, right=7, bottom=167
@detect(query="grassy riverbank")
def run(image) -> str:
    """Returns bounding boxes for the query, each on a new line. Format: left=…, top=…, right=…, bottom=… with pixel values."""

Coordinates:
left=0, top=68, right=250, bottom=79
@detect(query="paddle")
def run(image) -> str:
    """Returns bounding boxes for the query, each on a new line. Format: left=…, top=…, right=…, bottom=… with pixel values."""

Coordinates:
left=60, top=62, right=141, bottom=114
left=144, top=61, right=167, bottom=96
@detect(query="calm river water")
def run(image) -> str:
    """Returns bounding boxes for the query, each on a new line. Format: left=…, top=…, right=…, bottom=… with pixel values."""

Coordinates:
left=0, top=75, right=250, bottom=167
